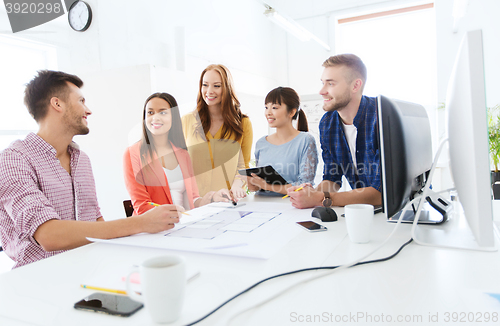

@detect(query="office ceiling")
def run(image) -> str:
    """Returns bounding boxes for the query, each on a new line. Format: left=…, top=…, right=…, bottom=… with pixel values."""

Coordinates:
left=0, top=0, right=414, bottom=33
left=261, top=0, right=403, bottom=19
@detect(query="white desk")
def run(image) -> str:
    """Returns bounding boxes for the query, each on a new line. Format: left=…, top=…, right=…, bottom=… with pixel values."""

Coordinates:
left=0, top=195, right=499, bottom=326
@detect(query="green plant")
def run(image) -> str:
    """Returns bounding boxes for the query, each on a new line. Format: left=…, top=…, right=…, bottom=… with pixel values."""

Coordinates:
left=488, top=104, right=500, bottom=172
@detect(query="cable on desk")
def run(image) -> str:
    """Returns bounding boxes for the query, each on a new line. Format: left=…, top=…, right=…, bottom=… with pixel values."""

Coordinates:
left=186, top=195, right=422, bottom=326
left=184, top=238, right=414, bottom=326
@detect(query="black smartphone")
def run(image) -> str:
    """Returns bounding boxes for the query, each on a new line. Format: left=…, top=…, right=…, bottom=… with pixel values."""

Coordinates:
left=296, top=221, right=327, bottom=232
left=74, top=292, right=143, bottom=317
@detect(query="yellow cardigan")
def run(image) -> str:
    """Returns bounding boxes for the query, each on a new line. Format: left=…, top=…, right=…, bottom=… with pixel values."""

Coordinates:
left=181, top=112, right=253, bottom=196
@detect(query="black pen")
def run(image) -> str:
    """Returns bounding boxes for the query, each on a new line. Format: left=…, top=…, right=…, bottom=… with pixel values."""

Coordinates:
left=225, top=180, right=237, bottom=206
left=220, top=165, right=237, bottom=206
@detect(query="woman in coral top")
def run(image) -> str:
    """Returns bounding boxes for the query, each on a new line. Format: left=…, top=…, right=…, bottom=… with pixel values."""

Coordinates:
left=182, top=64, right=253, bottom=199
left=123, top=93, right=231, bottom=215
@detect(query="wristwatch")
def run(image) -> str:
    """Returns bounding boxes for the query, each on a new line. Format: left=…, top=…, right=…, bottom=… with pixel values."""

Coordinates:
left=322, top=192, right=332, bottom=207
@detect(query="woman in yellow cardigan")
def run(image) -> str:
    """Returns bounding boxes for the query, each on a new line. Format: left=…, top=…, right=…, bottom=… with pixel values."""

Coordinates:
left=182, top=64, right=253, bottom=199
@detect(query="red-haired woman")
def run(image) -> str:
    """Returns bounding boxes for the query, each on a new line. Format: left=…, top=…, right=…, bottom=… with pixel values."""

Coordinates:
left=182, top=64, right=253, bottom=200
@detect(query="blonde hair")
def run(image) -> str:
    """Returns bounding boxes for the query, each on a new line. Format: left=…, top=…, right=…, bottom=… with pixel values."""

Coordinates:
left=323, top=54, right=367, bottom=90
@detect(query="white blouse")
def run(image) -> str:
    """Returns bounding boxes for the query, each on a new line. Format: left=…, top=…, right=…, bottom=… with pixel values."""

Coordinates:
left=163, top=165, right=189, bottom=208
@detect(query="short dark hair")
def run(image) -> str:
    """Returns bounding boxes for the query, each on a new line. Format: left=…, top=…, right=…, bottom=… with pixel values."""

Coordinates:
left=24, top=70, right=83, bottom=122
left=322, top=54, right=367, bottom=89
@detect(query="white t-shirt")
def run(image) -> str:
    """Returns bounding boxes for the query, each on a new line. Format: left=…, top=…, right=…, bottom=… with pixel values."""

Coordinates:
left=342, top=121, right=358, bottom=169
left=163, top=165, right=188, bottom=208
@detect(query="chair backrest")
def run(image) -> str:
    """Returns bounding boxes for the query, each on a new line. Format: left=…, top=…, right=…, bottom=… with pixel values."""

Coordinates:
left=123, top=200, right=134, bottom=217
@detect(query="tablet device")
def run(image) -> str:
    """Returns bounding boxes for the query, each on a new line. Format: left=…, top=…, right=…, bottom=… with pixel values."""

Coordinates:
left=238, top=165, right=288, bottom=185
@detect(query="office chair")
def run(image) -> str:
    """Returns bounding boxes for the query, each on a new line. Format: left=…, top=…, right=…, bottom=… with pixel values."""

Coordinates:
left=123, top=200, right=134, bottom=218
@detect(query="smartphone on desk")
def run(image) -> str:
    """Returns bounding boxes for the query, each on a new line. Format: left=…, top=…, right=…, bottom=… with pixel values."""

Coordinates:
left=74, top=292, right=143, bottom=317
left=297, top=221, right=327, bottom=232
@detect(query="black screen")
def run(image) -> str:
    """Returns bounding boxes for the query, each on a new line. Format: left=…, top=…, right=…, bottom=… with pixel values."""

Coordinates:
left=74, top=293, right=143, bottom=317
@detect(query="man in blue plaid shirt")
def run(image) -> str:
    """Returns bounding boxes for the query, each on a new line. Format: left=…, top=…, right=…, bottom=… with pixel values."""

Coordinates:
left=287, top=54, right=381, bottom=209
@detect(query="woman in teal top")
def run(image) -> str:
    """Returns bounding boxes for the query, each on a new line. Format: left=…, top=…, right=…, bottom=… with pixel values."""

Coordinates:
left=247, top=87, right=318, bottom=195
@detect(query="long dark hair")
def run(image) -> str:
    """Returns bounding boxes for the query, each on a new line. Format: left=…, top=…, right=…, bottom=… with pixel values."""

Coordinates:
left=140, top=92, right=186, bottom=168
left=265, top=87, right=309, bottom=132
left=195, top=64, right=247, bottom=141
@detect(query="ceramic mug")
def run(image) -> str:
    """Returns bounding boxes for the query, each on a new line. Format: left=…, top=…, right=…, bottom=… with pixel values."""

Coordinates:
left=126, top=255, right=186, bottom=323
left=344, top=204, right=374, bottom=243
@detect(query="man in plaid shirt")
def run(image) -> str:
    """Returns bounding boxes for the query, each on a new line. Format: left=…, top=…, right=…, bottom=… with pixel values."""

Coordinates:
left=0, top=70, right=183, bottom=268
left=287, top=54, right=381, bottom=209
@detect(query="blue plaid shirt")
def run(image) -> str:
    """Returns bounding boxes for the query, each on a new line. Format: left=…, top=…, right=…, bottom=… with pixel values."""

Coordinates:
left=319, top=95, right=380, bottom=191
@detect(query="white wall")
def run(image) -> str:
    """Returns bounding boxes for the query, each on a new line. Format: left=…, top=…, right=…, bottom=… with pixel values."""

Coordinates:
left=75, top=65, right=153, bottom=219
left=434, top=0, right=500, bottom=107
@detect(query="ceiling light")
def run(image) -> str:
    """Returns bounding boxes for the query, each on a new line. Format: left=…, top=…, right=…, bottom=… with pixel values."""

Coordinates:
left=264, top=6, right=330, bottom=51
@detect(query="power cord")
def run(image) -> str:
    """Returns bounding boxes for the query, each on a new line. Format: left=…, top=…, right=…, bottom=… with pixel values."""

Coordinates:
left=185, top=239, right=413, bottom=325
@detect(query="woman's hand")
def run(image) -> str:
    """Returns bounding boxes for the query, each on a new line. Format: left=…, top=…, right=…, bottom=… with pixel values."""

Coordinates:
left=231, top=178, right=247, bottom=200
left=240, top=175, right=258, bottom=192
left=212, top=188, right=232, bottom=202
left=247, top=173, right=269, bottom=191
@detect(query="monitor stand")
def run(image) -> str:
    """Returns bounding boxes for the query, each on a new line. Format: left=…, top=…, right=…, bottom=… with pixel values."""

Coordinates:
left=387, top=191, right=453, bottom=224
left=412, top=203, right=499, bottom=251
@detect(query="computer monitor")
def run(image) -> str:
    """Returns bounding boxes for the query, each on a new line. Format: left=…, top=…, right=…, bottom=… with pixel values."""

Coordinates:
left=446, top=29, right=495, bottom=247
left=378, top=95, right=443, bottom=223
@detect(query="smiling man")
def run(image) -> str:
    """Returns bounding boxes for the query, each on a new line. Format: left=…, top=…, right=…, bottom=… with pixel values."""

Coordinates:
left=287, top=54, right=381, bottom=208
left=0, top=70, right=183, bottom=268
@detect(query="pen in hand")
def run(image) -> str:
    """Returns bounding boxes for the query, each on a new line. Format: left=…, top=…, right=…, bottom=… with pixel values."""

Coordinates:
left=148, top=202, right=190, bottom=215
left=225, top=181, right=237, bottom=206
left=282, top=186, right=304, bottom=199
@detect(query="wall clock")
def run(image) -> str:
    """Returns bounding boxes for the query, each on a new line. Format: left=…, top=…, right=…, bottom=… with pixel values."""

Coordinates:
left=68, top=1, right=92, bottom=32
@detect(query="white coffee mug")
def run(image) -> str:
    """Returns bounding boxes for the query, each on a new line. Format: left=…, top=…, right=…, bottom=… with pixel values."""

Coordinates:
left=126, top=255, right=186, bottom=323
left=344, top=204, right=374, bottom=243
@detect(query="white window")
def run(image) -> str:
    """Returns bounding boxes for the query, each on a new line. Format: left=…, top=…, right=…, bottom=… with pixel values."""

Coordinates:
left=336, top=4, right=437, bottom=108
left=0, top=35, right=57, bottom=150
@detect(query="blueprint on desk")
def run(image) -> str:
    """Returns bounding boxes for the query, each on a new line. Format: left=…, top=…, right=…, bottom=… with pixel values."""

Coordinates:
left=165, top=210, right=281, bottom=240
left=89, top=202, right=305, bottom=259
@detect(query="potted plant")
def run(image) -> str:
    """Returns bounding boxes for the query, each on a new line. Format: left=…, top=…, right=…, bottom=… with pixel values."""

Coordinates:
left=488, top=104, right=500, bottom=198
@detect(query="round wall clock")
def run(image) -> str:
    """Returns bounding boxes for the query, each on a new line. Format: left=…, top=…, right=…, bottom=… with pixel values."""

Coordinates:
left=68, top=1, right=92, bottom=32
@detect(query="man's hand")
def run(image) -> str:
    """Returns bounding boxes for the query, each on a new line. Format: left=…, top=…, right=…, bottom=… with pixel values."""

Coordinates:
left=139, top=204, right=182, bottom=233
left=287, top=184, right=324, bottom=209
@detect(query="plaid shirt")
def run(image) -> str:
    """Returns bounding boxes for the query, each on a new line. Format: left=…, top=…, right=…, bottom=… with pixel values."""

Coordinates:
left=0, top=133, right=101, bottom=268
left=319, top=95, right=381, bottom=191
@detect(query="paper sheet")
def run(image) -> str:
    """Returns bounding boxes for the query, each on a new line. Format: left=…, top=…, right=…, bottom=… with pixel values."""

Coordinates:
left=89, top=202, right=303, bottom=260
